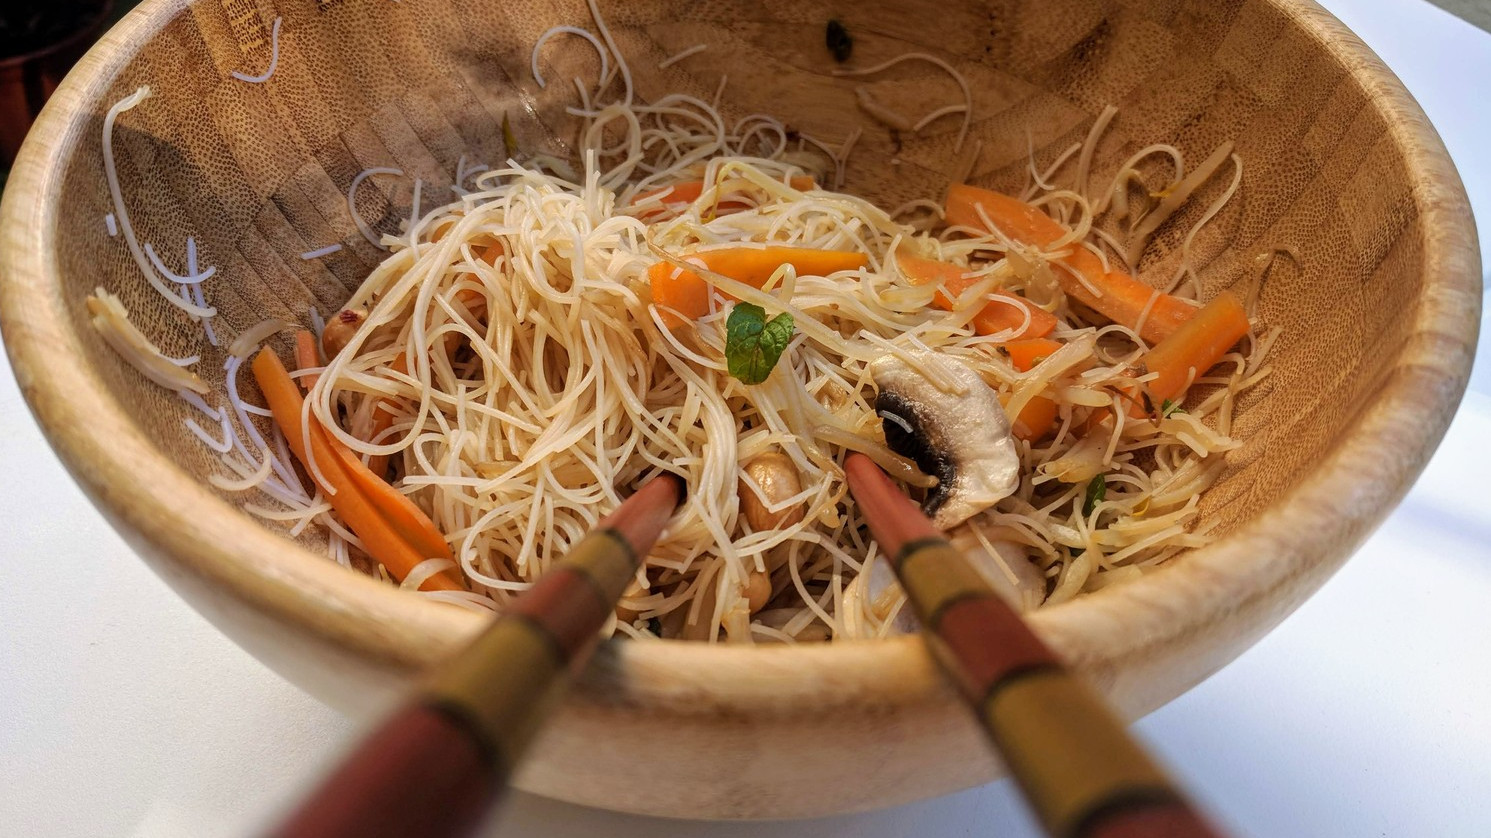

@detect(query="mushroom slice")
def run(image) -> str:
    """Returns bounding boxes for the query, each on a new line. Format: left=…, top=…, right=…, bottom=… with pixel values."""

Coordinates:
left=870, top=352, right=1020, bottom=528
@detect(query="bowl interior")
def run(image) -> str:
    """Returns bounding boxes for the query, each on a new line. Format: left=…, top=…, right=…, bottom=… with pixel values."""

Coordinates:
left=48, top=0, right=1450, bottom=561
left=0, top=0, right=1479, bottom=818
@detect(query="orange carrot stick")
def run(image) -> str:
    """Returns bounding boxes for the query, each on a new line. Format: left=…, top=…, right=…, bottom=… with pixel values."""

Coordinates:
left=257, top=348, right=452, bottom=561
left=648, top=261, right=712, bottom=327
left=252, top=349, right=461, bottom=592
left=633, top=176, right=816, bottom=219
left=897, top=252, right=1057, bottom=339
left=695, top=246, right=868, bottom=288
left=944, top=184, right=1198, bottom=344
left=320, top=428, right=452, bottom=564
left=1002, top=338, right=1064, bottom=441
left=896, top=252, right=970, bottom=288
left=294, top=330, right=321, bottom=391
left=1004, top=394, right=1058, bottom=442
left=1132, top=289, right=1251, bottom=415
left=1004, top=338, right=1064, bottom=372
left=949, top=288, right=1057, bottom=339
left=647, top=246, right=868, bottom=327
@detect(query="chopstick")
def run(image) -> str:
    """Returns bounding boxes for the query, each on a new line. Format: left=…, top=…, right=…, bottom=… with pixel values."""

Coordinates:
left=844, top=454, right=1225, bottom=838
left=267, top=473, right=683, bottom=838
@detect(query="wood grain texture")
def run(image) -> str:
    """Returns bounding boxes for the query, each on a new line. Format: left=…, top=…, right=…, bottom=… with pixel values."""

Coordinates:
left=0, top=0, right=1479, bottom=820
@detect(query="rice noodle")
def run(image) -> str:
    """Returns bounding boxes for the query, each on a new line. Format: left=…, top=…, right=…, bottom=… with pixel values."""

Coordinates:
left=1163, top=154, right=1244, bottom=294
left=1075, top=105, right=1118, bottom=200
left=832, top=53, right=974, bottom=151
left=854, top=86, right=915, bottom=132
left=301, top=244, right=342, bottom=260
left=303, top=95, right=1269, bottom=641
left=144, top=240, right=216, bottom=285
left=101, top=88, right=216, bottom=318
left=530, top=25, right=610, bottom=89
left=658, top=44, right=707, bottom=69
left=86, top=289, right=208, bottom=394
left=89, top=24, right=1269, bottom=642
left=347, top=167, right=405, bottom=249
left=230, top=17, right=282, bottom=83
left=1125, top=141, right=1234, bottom=267
left=209, top=450, right=274, bottom=492
left=227, top=318, right=293, bottom=358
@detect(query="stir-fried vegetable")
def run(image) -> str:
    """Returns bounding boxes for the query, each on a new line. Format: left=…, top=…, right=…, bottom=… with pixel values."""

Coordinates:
left=1131, top=289, right=1251, bottom=416
left=725, top=303, right=795, bottom=385
left=944, top=184, right=1198, bottom=344
left=632, top=175, right=817, bottom=219
left=897, top=252, right=1057, bottom=339
left=251, top=348, right=461, bottom=592
left=648, top=246, right=867, bottom=327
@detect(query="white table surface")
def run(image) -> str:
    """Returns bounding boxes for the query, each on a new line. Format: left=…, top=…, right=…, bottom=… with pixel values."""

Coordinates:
left=3, top=1, right=1488, bottom=835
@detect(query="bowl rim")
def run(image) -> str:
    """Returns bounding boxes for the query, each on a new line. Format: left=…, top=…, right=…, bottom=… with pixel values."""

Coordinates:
left=0, top=0, right=1480, bottom=714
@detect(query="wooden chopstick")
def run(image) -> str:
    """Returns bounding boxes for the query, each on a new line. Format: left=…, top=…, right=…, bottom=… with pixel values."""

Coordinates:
left=844, top=454, right=1225, bottom=838
left=267, top=473, right=683, bottom=838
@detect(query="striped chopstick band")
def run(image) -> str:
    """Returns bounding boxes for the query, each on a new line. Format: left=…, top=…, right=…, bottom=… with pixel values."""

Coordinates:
left=419, top=526, right=643, bottom=779
left=845, top=455, right=1223, bottom=838
left=893, top=537, right=1218, bottom=837
left=418, top=470, right=681, bottom=781
left=267, top=475, right=680, bottom=838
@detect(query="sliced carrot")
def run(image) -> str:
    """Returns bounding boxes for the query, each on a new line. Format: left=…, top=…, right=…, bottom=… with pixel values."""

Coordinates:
left=1131, top=289, right=1250, bottom=416
left=633, top=176, right=816, bottom=219
left=1003, top=393, right=1058, bottom=442
left=256, top=349, right=452, bottom=561
left=320, top=427, right=451, bottom=563
left=648, top=246, right=868, bottom=327
left=648, top=261, right=712, bottom=327
left=1000, top=337, right=1064, bottom=441
left=1004, top=338, right=1064, bottom=372
left=252, top=349, right=461, bottom=592
left=294, top=330, right=321, bottom=391
left=473, top=242, right=504, bottom=268
left=954, top=288, right=1057, bottom=339
left=944, top=184, right=1198, bottom=344
left=634, top=180, right=708, bottom=208
left=696, top=246, right=868, bottom=288
left=897, top=252, right=970, bottom=288
left=898, top=252, right=1057, bottom=339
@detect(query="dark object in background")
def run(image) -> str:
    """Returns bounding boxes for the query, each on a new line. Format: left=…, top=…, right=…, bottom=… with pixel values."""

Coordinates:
left=826, top=19, right=852, bottom=63
left=0, top=1, right=113, bottom=166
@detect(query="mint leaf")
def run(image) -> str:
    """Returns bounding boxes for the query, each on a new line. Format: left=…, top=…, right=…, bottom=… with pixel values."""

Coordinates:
left=725, top=303, right=794, bottom=385
left=1082, top=474, right=1107, bottom=516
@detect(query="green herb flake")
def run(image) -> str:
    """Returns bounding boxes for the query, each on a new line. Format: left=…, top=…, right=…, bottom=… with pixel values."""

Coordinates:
left=826, top=19, right=853, bottom=63
left=1161, top=398, right=1186, bottom=418
left=501, top=112, right=518, bottom=159
left=725, top=303, right=795, bottom=385
left=1082, top=474, right=1107, bottom=517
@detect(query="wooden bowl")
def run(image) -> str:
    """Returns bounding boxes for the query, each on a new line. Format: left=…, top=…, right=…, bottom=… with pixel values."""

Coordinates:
left=0, top=0, right=1478, bottom=819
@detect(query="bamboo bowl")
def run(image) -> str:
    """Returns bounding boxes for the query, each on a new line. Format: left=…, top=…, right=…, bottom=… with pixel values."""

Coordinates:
left=0, top=0, right=1479, bottom=820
